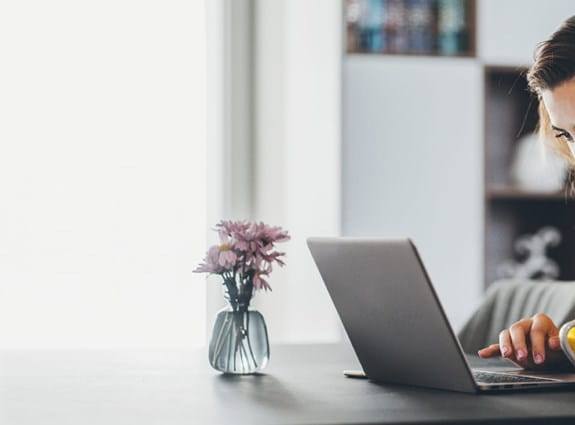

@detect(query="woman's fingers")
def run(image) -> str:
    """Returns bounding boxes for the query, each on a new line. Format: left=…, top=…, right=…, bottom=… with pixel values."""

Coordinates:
left=478, top=314, right=565, bottom=369
left=509, top=318, right=532, bottom=361
left=498, top=329, right=512, bottom=358
left=477, top=343, right=534, bottom=368
left=477, top=314, right=568, bottom=370
left=549, top=334, right=562, bottom=350
left=529, top=326, right=546, bottom=364
left=530, top=313, right=559, bottom=364
left=477, top=343, right=500, bottom=358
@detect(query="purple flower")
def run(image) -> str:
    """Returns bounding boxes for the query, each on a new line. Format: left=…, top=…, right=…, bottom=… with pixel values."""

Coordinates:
left=194, top=243, right=238, bottom=274
left=217, top=244, right=237, bottom=268
left=195, top=220, right=290, bottom=293
left=253, top=273, right=271, bottom=291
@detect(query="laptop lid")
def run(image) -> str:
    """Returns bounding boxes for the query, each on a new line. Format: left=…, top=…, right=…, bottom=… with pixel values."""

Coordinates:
left=307, top=237, right=477, bottom=393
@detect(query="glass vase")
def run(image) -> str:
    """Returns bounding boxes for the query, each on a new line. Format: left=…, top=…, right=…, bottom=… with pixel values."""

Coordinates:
left=208, top=305, right=269, bottom=374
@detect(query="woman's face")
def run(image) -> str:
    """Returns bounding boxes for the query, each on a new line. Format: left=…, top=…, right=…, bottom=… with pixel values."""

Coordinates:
left=541, top=77, right=575, bottom=156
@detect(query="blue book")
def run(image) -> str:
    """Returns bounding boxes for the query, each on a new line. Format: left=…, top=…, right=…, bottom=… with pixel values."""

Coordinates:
left=406, top=0, right=434, bottom=53
left=358, top=0, right=387, bottom=52
left=384, top=0, right=408, bottom=53
left=437, top=0, right=467, bottom=54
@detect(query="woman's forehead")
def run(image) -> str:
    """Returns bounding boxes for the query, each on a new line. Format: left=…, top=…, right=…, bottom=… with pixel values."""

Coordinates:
left=542, top=79, right=575, bottom=131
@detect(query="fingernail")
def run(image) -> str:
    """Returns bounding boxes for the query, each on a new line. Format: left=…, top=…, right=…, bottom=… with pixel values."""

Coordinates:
left=501, top=346, right=509, bottom=356
left=534, top=353, right=544, bottom=364
left=517, top=349, right=526, bottom=360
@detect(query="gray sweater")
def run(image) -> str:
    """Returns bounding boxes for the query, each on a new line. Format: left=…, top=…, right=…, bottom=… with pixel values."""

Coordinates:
left=458, top=279, right=575, bottom=353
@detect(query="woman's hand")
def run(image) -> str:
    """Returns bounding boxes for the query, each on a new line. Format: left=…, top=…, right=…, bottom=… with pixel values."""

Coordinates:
left=477, top=313, right=573, bottom=370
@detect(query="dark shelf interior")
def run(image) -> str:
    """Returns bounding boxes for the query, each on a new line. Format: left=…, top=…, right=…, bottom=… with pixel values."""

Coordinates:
left=484, top=67, right=540, bottom=187
left=484, top=67, right=574, bottom=287
left=486, top=201, right=575, bottom=284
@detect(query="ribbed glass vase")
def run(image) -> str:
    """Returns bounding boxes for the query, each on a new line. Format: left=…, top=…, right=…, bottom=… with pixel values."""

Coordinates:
left=208, top=301, right=269, bottom=374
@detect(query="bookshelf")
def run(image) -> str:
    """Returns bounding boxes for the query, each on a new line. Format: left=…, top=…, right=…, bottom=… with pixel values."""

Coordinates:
left=346, top=0, right=476, bottom=57
left=483, top=66, right=575, bottom=285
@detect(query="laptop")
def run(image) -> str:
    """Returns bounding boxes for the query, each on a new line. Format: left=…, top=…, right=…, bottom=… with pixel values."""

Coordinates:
left=307, top=237, right=575, bottom=392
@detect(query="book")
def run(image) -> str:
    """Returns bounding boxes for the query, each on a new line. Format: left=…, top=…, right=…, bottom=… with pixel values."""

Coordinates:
left=406, top=0, right=435, bottom=53
left=438, top=0, right=468, bottom=54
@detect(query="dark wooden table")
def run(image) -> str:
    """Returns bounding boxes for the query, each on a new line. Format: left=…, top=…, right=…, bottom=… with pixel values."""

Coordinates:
left=2, top=344, right=575, bottom=424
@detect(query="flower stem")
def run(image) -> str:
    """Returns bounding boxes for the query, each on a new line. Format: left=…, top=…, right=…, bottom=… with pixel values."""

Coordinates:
left=211, top=314, right=232, bottom=366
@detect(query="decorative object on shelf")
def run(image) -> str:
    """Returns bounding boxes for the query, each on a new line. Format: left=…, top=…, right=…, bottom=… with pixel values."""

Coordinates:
left=510, top=132, right=569, bottom=192
left=346, top=0, right=473, bottom=56
left=496, top=226, right=561, bottom=280
left=195, top=220, right=290, bottom=374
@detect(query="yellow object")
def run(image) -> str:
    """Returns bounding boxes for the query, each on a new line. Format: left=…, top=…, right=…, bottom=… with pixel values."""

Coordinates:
left=568, top=327, right=575, bottom=351
left=559, top=320, right=575, bottom=366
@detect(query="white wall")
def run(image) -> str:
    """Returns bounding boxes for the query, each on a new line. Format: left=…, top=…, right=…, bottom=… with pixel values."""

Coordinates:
left=342, top=56, right=484, bottom=330
left=0, top=0, right=207, bottom=348
left=205, top=0, right=254, bottom=324
left=253, top=0, right=343, bottom=342
left=478, top=0, right=575, bottom=66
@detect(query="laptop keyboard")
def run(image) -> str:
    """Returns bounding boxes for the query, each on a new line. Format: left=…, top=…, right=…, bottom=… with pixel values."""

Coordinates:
left=473, top=370, right=558, bottom=384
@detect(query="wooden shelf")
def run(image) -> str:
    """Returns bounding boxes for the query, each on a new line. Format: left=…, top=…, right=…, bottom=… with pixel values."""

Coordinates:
left=487, top=186, right=574, bottom=201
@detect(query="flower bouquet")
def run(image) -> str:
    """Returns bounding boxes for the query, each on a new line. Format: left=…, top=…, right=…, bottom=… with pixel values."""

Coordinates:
left=195, top=220, right=290, bottom=374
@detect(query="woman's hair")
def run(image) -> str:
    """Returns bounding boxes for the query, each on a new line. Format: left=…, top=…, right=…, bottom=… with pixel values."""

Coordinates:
left=527, top=15, right=575, bottom=164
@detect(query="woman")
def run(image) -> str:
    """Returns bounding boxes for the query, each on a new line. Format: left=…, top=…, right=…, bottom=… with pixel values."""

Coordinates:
left=478, top=15, right=575, bottom=370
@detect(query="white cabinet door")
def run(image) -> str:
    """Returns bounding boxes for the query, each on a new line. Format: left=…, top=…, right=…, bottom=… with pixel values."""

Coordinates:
left=479, top=0, right=574, bottom=66
left=342, top=56, right=483, bottom=330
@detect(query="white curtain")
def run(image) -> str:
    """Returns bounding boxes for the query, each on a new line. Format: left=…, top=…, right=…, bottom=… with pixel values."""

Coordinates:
left=0, top=0, right=207, bottom=348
